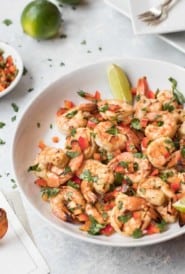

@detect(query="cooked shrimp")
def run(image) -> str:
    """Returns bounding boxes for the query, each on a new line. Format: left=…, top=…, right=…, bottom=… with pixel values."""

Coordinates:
left=97, top=99, right=133, bottom=122
left=65, top=128, right=96, bottom=159
left=50, top=186, right=86, bottom=222
left=156, top=90, right=178, bottom=109
left=85, top=203, right=104, bottom=224
left=94, top=121, right=127, bottom=152
left=78, top=159, right=114, bottom=203
left=137, top=176, right=174, bottom=206
left=146, top=137, right=175, bottom=169
left=108, top=152, right=151, bottom=184
left=134, top=96, right=162, bottom=120
left=178, top=121, right=185, bottom=138
left=0, top=208, right=8, bottom=239
left=157, top=200, right=177, bottom=223
left=56, top=103, right=96, bottom=134
left=110, top=194, right=158, bottom=236
left=145, top=112, right=178, bottom=140
left=33, top=146, right=83, bottom=187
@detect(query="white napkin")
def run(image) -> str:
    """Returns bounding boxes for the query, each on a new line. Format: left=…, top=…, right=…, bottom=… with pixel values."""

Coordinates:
left=0, top=191, right=50, bottom=274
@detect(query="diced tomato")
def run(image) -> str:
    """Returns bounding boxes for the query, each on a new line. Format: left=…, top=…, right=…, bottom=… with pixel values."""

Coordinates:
left=115, top=166, right=125, bottom=173
left=104, top=201, right=115, bottom=211
left=52, top=136, right=59, bottom=143
left=38, top=140, right=46, bottom=150
left=64, top=100, right=75, bottom=109
left=93, top=153, right=101, bottom=161
left=141, top=137, right=150, bottom=148
left=170, top=179, right=181, bottom=192
left=163, top=150, right=170, bottom=158
left=150, top=169, right=159, bottom=176
left=136, top=77, right=149, bottom=96
left=108, top=104, right=120, bottom=111
left=35, top=178, right=47, bottom=187
left=87, top=120, right=97, bottom=129
left=133, top=211, right=141, bottom=219
left=146, top=223, right=160, bottom=235
left=100, top=224, right=115, bottom=236
left=140, top=118, right=148, bottom=128
left=78, top=213, right=89, bottom=222
left=94, top=90, right=101, bottom=100
left=78, top=136, right=89, bottom=150
left=131, top=88, right=137, bottom=95
left=71, top=175, right=82, bottom=185
left=56, top=107, right=67, bottom=116
left=146, top=90, right=155, bottom=99
left=132, top=183, right=138, bottom=190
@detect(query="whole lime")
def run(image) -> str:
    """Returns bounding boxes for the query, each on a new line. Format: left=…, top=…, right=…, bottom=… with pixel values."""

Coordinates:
left=58, top=0, right=81, bottom=5
left=21, top=0, right=61, bottom=39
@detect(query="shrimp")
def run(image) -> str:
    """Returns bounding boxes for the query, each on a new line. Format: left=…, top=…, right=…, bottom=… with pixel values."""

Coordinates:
left=32, top=146, right=83, bottom=187
left=50, top=186, right=86, bottom=222
left=157, top=201, right=177, bottom=223
left=108, top=152, right=151, bottom=184
left=156, top=90, right=178, bottom=109
left=65, top=128, right=97, bottom=159
left=146, top=137, right=175, bottom=169
left=78, top=159, right=114, bottom=203
left=56, top=103, right=97, bottom=134
left=85, top=203, right=105, bottom=224
left=137, top=176, right=175, bottom=206
left=145, top=112, right=178, bottom=140
left=178, top=121, right=185, bottom=138
left=110, top=194, right=159, bottom=236
left=0, top=208, right=8, bottom=239
left=94, top=121, right=127, bottom=152
left=97, top=99, right=133, bottom=122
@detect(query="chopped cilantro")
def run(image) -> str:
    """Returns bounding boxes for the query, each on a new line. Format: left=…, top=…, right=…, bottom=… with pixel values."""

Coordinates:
left=27, top=88, right=34, bottom=92
left=157, top=220, right=167, bottom=232
left=77, top=90, right=86, bottom=97
left=27, top=163, right=41, bottom=172
left=0, top=138, right=5, bottom=145
left=157, top=121, right=164, bottom=127
left=11, top=103, right=19, bottom=112
left=88, top=216, right=105, bottom=235
left=23, top=67, right=28, bottom=76
left=169, top=77, right=185, bottom=104
left=98, top=47, right=102, bottom=51
left=67, top=180, right=79, bottom=189
left=60, top=62, right=65, bottom=66
left=132, top=228, right=143, bottom=239
left=119, top=161, right=128, bottom=168
left=70, top=128, right=76, bottom=137
left=66, top=151, right=79, bottom=158
left=99, top=104, right=109, bottom=113
left=66, top=110, right=77, bottom=118
left=105, top=125, right=118, bottom=135
left=162, top=103, right=174, bottom=112
left=118, top=201, right=123, bottom=210
left=118, top=213, right=132, bottom=224
left=133, top=162, right=139, bottom=171
left=41, top=187, right=60, bottom=198
left=63, top=166, right=72, bottom=174
left=135, top=95, right=140, bottom=101
left=134, top=153, right=144, bottom=159
left=50, top=124, right=53, bottom=129
left=0, top=122, right=5, bottom=128
left=80, top=170, right=98, bottom=183
left=131, top=118, right=141, bottom=130
left=81, top=40, right=86, bottom=45
left=114, top=172, right=124, bottom=185
left=11, top=116, right=16, bottom=122
left=160, top=171, right=174, bottom=181
left=3, top=19, right=12, bottom=26
left=181, top=147, right=185, bottom=158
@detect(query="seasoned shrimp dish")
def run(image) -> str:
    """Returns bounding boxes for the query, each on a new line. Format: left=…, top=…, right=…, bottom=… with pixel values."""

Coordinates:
left=28, top=76, right=185, bottom=238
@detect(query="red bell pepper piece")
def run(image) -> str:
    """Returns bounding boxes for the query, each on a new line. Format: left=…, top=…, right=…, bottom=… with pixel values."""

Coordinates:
left=100, top=224, right=115, bottom=236
left=78, top=136, right=89, bottom=150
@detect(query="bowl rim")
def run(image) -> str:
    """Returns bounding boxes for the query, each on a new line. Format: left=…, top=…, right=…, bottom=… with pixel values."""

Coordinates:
left=0, top=41, right=23, bottom=98
left=12, top=56, right=185, bottom=247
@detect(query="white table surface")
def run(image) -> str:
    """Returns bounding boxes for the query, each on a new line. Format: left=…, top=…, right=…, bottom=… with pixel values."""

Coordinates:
left=1, top=0, right=185, bottom=273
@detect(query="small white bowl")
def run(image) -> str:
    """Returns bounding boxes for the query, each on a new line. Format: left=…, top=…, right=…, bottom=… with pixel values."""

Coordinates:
left=0, top=42, right=23, bottom=98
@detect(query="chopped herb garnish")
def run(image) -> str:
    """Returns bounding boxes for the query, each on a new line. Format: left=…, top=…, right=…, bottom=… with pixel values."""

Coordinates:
left=132, top=228, right=143, bottom=239
left=81, top=40, right=86, bottom=45
left=80, top=170, right=98, bottom=183
left=23, top=67, right=28, bottom=76
left=135, top=95, right=140, bottom=101
left=67, top=180, right=79, bottom=189
left=27, top=88, right=34, bottom=92
left=99, top=103, right=109, bottom=113
left=27, top=163, right=41, bottom=172
left=50, top=124, right=53, bottom=129
left=41, top=187, right=60, bottom=198
left=160, top=171, right=174, bottom=181
left=65, top=110, right=77, bottom=118
left=3, top=19, right=12, bottom=26
left=11, top=103, right=19, bottom=112
left=114, top=172, right=124, bottom=185
left=134, top=153, right=144, bottom=159
left=162, top=103, right=174, bottom=112
left=118, top=213, right=132, bottom=224
left=88, top=216, right=105, bottom=235
left=77, top=90, right=86, bottom=97
left=70, top=128, right=76, bottom=137
left=181, top=147, right=185, bottom=158
left=47, top=58, right=52, bottom=61
left=118, top=201, right=123, bottom=210
left=98, top=47, right=102, bottom=51
left=157, top=121, right=164, bottom=127
left=169, top=77, right=185, bottom=104
left=66, top=151, right=79, bottom=158
left=11, top=178, right=16, bottom=183
left=119, top=161, right=128, bottom=168
left=63, top=166, right=72, bottom=174
left=157, top=220, right=167, bottom=232
left=131, top=118, right=141, bottom=130
left=0, top=138, right=5, bottom=145
left=124, top=176, right=133, bottom=186
left=87, top=50, right=91, bottom=53
left=105, top=125, right=118, bottom=136
left=11, top=116, right=16, bottom=122
left=133, top=162, right=139, bottom=171
left=0, top=122, right=5, bottom=128
left=60, top=62, right=65, bottom=66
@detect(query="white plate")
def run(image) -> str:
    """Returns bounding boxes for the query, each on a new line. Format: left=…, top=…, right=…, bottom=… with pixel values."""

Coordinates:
left=12, top=58, right=185, bottom=247
left=129, top=0, right=185, bottom=35
left=104, top=0, right=185, bottom=54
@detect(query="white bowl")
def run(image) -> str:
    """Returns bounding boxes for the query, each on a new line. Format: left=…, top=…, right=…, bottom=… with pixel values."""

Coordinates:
left=0, top=42, right=23, bottom=98
left=12, top=57, right=185, bottom=247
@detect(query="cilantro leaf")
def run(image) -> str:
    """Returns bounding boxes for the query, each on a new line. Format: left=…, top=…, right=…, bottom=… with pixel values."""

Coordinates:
left=11, top=102, right=19, bottom=112
left=27, top=163, right=41, bottom=172
left=105, top=125, right=118, bottom=135
left=88, top=216, right=105, bottom=235
left=118, top=213, right=132, bottom=224
left=131, top=118, right=141, bottom=130
left=41, top=187, right=60, bottom=198
left=169, top=77, right=185, bottom=104
left=65, top=110, right=77, bottom=118
left=99, top=103, right=109, bottom=113
left=132, top=228, right=143, bottom=239
left=67, top=180, right=79, bottom=189
left=66, top=151, right=79, bottom=158
left=0, top=138, right=5, bottom=145
left=80, top=170, right=98, bottom=183
left=0, top=122, right=5, bottom=128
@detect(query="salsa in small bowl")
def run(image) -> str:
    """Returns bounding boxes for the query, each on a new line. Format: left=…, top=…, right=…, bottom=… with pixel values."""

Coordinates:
left=0, top=42, right=23, bottom=98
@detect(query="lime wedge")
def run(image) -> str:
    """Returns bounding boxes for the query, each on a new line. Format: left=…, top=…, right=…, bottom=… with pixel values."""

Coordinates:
left=173, top=197, right=185, bottom=213
left=107, top=64, right=132, bottom=104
